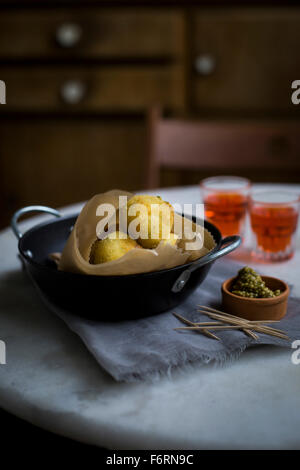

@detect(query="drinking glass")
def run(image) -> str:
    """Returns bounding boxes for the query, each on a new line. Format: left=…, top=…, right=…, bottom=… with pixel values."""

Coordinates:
left=249, top=191, right=300, bottom=262
left=200, top=176, right=251, bottom=238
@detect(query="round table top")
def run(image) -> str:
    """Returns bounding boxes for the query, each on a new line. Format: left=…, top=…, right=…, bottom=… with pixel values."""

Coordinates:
left=1, top=184, right=300, bottom=450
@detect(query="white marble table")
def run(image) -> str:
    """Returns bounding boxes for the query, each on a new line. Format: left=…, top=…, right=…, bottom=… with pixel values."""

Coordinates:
left=1, top=184, right=300, bottom=450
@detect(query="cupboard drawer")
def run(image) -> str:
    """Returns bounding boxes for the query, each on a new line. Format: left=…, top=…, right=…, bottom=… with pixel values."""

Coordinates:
left=0, top=119, right=145, bottom=227
left=0, top=65, right=184, bottom=112
left=0, top=8, right=183, bottom=59
left=192, top=9, right=300, bottom=113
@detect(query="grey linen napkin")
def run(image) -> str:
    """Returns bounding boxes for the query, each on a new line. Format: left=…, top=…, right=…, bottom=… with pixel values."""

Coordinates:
left=36, top=258, right=300, bottom=382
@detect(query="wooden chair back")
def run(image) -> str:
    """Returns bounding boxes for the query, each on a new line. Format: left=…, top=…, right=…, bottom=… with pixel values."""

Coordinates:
left=145, top=107, right=300, bottom=188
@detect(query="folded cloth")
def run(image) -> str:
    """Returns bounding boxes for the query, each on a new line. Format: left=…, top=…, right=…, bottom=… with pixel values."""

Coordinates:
left=35, top=259, right=300, bottom=382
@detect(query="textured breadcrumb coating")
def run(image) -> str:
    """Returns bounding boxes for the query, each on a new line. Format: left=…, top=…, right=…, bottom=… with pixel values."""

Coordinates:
left=127, top=195, right=174, bottom=249
left=89, top=231, right=137, bottom=264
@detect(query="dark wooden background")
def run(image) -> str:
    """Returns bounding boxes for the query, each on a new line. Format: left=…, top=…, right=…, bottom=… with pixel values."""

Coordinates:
left=0, top=1, right=300, bottom=229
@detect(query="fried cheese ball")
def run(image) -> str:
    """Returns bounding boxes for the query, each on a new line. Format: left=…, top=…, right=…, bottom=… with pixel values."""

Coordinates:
left=127, top=195, right=175, bottom=249
left=89, top=231, right=137, bottom=264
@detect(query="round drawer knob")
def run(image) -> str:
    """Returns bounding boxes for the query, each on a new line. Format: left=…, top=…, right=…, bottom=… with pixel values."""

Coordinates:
left=55, top=23, right=82, bottom=48
left=194, top=54, right=216, bottom=75
left=60, top=80, right=86, bottom=104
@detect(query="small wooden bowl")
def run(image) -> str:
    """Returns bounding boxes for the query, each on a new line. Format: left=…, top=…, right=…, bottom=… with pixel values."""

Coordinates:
left=222, top=276, right=289, bottom=321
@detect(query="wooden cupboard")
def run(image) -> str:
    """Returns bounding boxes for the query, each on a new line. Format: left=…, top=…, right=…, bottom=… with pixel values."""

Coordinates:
left=192, top=9, right=300, bottom=115
left=0, top=3, right=299, bottom=228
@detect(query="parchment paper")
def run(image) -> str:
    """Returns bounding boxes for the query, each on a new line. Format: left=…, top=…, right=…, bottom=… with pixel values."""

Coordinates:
left=59, top=189, right=216, bottom=276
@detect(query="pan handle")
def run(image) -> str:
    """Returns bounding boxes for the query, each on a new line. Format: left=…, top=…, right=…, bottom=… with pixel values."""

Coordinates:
left=11, top=205, right=61, bottom=240
left=171, top=235, right=241, bottom=293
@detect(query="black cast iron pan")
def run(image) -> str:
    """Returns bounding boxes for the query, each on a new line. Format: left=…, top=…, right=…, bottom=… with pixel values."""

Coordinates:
left=11, top=205, right=241, bottom=320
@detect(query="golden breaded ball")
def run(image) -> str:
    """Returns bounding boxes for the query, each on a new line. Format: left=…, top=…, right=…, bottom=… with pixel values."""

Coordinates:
left=127, top=195, right=174, bottom=249
left=89, top=231, right=137, bottom=264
